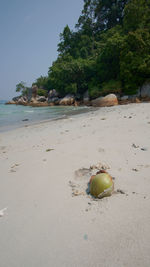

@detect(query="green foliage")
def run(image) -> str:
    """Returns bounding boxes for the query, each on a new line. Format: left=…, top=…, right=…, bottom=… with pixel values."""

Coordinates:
left=101, top=80, right=122, bottom=95
left=16, top=81, right=26, bottom=93
left=123, top=0, right=149, bottom=33
left=18, top=0, right=150, bottom=99
left=96, top=27, right=124, bottom=82
left=120, top=30, right=150, bottom=94
left=16, top=81, right=29, bottom=96
left=33, top=76, right=49, bottom=91
left=88, top=85, right=101, bottom=99
left=48, top=56, right=96, bottom=96
left=37, top=89, right=48, bottom=97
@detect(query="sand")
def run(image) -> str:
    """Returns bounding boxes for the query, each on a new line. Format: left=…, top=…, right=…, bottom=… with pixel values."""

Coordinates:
left=0, top=102, right=150, bottom=267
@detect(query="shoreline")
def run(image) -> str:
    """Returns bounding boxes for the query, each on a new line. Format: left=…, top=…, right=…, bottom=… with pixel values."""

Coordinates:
left=1, top=102, right=150, bottom=266
left=0, top=105, right=95, bottom=133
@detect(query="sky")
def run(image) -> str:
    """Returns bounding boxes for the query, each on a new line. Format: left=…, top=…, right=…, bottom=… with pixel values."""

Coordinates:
left=0, top=0, right=84, bottom=100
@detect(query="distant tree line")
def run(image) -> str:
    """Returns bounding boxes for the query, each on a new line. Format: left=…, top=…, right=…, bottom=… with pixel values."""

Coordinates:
left=17, top=0, right=150, bottom=98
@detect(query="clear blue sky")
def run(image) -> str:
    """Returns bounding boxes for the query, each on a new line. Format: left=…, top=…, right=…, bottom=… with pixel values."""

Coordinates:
left=0, top=0, right=83, bottom=100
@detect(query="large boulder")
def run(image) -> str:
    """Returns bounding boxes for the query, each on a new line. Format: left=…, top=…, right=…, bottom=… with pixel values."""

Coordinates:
left=120, top=95, right=128, bottom=101
left=140, top=82, right=150, bottom=99
left=92, top=94, right=118, bottom=107
left=48, top=97, right=60, bottom=105
left=12, top=96, right=21, bottom=102
left=59, top=94, right=75, bottom=105
left=37, top=96, right=47, bottom=102
left=32, top=85, right=38, bottom=99
left=48, top=90, right=60, bottom=105
left=48, top=89, right=59, bottom=99
left=17, top=96, right=27, bottom=105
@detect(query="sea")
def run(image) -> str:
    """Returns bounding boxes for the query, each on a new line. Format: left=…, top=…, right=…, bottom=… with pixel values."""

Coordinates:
left=0, top=100, right=91, bottom=132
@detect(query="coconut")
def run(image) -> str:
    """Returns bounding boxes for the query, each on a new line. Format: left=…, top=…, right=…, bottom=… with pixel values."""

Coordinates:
left=90, top=172, right=114, bottom=198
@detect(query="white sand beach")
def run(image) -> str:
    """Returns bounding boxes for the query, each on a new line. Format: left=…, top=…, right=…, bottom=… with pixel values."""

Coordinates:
left=0, top=102, right=150, bottom=267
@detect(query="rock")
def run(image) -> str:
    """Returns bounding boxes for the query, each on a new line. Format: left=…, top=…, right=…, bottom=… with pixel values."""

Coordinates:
left=17, top=97, right=27, bottom=105
left=32, top=85, right=38, bottom=99
left=140, top=82, right=150, bottom=99
left=59, top=94, right=75, bottom=105
left=5, top=101, right=16, bottom=105
left=27, top=88, right=32, bottom=102
left=83, top=90, right=90, bottom=105
left=29, top=102, right=49, bottom=107
left=92, top=94, right=118, bottom=107
left=48, top=97, right=60, bottom=105
left=120, top=95, right=128, bottom=101
left=128, top=95, right=140, bottom=103
left=37, top=96, right=47, bottom=102
left=48, top=89, right=59, bottom=99
left=12, top=96, right=21, bottom=102
left=48, top=90, right=60, bottom=105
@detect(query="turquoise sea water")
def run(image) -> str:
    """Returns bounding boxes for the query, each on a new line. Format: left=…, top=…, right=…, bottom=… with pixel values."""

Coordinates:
left=0, top=101, right=90, bottom=132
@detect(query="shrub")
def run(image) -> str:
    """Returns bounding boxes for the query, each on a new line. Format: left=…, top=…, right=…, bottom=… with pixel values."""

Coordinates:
left=37, top=89, right=48, bottom=97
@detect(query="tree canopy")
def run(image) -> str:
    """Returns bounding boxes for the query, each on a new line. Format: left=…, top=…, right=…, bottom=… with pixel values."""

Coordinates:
left=17, top=0, right=150, bottom=98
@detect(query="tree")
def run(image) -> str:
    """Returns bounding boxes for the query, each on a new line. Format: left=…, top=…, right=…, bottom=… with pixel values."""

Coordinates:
left=16, top=81, right=27, bottom=95
left=33, top=76, right=49, bottom=90
left=94, top=0, right=128, bottom=31
left=57, top=25, right=73, bottom=55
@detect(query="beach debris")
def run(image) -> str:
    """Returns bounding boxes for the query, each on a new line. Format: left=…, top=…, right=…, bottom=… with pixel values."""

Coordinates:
left=0, top=207, right=8, bottom=218
left=101, top=117, right=106, bottom=120
left=90, top=162, right=110, bottom=170
left=132, top=168, right=138, bottom=172
left=72, top=190, right=85, bottom=196
left=90, top=172, right=114, bottom=198
left=46, top=148, right=54, bottom=152
left=141, top=147, right=148, bottom=151
left=116, top=189, right=125, bottom=194
left=132, top=143, right=139, bottom=148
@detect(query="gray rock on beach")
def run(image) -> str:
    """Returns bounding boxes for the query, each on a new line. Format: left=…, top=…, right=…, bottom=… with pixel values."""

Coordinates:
left=59, top=94, right=75, bottom=105
left=83, top=90, right=90, bottom=105
left=140, top=82, right=150, bottom=99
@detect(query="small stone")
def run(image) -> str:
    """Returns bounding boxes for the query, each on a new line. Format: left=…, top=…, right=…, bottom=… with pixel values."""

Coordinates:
left=132, top=168, right=138, bottom=172
left=141, top=147, right=148, bottom=151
